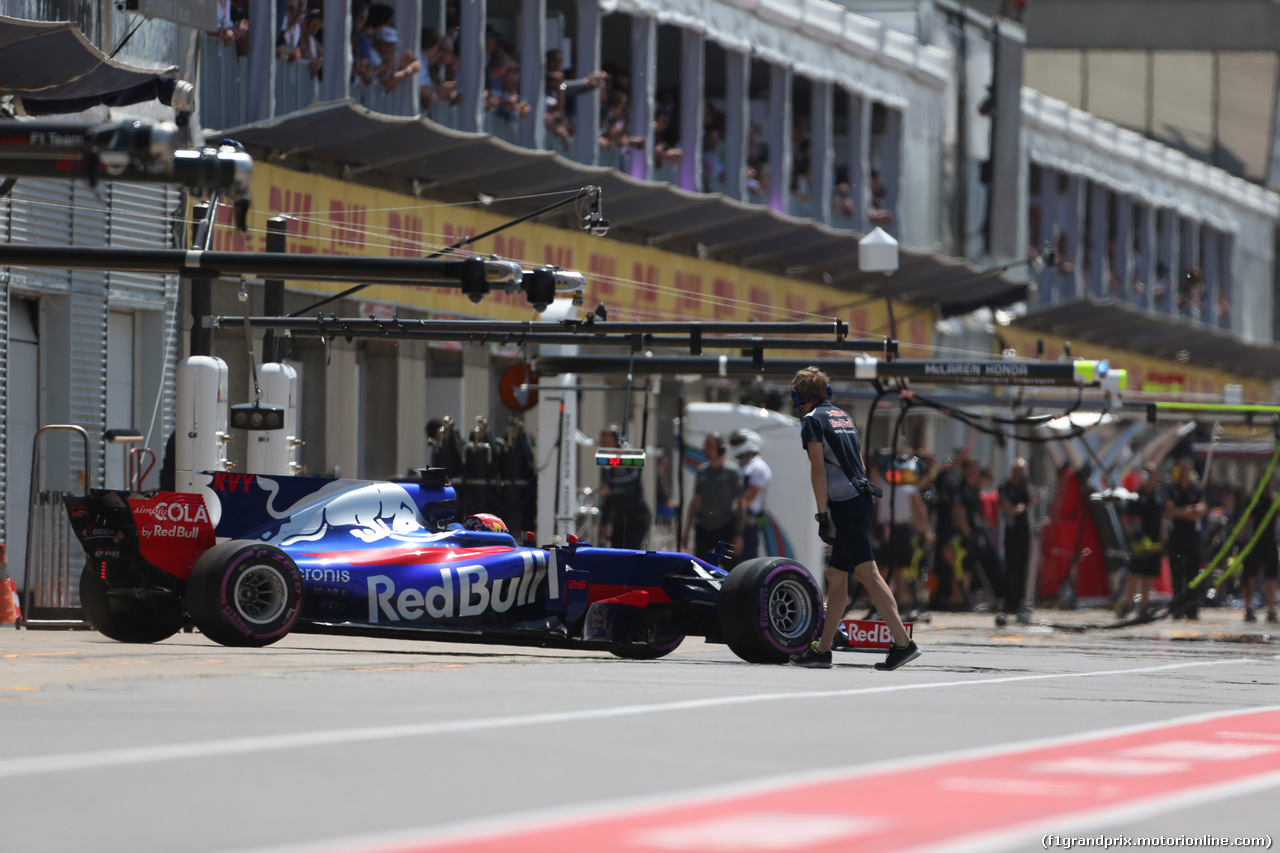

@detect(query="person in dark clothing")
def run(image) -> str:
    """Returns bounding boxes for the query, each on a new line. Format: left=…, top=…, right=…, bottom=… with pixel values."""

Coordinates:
left=683, top=433, right=743, bottom=564
left=1240, top=478, right=1278, bottom=624
left=1164, top=456, right=1207, bottom=620
left=928, top=451, right=966, bottom=609
left=787, top=366, right=919, bottom=671
left=1119, top=465, right=1163, bottom=617
left=951, top=457, right=992, bottom=609
left=597, top=425, right=651, bottom=549
left=998, top=457, right=1037, bottom=616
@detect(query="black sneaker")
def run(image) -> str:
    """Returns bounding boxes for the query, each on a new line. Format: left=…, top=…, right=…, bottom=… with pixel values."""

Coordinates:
left=1245, top=609, right=1257, bottom=623
left=874, top=640, right=922, bottom=671
left=789, top=642, right=833, bottom=669
left=1268, top=610, right=1278, bottom=625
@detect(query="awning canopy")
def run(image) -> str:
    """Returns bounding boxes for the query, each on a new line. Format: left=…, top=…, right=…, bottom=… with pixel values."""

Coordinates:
left=1015, top=297, right=1280, bottom=379
left=0, top=15, right=180, bottom=115
left=214, top=101, right=1024, bottom=312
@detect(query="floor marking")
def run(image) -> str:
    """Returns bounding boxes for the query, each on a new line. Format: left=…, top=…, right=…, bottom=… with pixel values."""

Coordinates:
left=0, top=658, right=1253, bottom=781
left=227, top=705, right=1280, bottom=853
left=1028, top=756, right=1190, bottom=776
left=1119, top=740, right=1280, bottom=761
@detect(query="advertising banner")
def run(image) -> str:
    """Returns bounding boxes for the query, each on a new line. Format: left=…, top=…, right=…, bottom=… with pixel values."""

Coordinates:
left=999, top=327, right=1270, bottom=401
left=206, top=163, right=933, bottom=356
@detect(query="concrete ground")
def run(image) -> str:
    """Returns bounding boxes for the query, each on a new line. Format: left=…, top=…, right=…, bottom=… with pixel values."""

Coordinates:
left=1, top=608, right=1275, bottom=852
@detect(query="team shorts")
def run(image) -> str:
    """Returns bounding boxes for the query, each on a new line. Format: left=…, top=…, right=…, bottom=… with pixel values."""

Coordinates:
left=828, top=492, right=877, bottom=573
left=876, top=523, right=916, bottom=570
left=1243, top=542, right=1279, bottom=580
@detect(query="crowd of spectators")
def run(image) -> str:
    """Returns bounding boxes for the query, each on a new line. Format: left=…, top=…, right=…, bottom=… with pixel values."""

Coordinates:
left=206, top=2, right=887, bottom=227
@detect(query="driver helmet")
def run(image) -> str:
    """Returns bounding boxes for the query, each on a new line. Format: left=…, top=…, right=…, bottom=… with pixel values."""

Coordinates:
left=463, top=513, right=508, bottom=533
left=728, top=428, right=763, bottom=458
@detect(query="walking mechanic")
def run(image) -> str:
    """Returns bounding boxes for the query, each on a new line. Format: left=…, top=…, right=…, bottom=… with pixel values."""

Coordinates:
left=788, top=366, right=921, bottom=671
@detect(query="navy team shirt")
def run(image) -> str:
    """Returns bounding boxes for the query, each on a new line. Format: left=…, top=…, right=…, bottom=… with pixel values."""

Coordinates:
left=800, top=401, right=867, bottom=502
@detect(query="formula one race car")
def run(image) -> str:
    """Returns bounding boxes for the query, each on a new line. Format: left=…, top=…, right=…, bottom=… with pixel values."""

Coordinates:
left=65, top=470, right=823, bottom=663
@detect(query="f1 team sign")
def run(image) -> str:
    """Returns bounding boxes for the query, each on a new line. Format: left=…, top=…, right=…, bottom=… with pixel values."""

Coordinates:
left=841, top=619, right=913, bottom=651
left=128, top=493, right=216, bottom=579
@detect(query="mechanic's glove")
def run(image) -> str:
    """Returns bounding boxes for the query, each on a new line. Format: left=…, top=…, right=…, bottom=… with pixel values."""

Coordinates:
left=814, top=512, right=837, bottom=546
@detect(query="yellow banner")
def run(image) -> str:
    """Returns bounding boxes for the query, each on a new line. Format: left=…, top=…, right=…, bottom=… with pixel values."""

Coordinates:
left=999, top=327, right=1270, bottom=401
left=206, top=163, right=932, bottom=356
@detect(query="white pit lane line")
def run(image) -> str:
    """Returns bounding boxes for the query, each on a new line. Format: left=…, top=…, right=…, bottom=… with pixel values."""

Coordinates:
left=0, top=658, right=1253, bottom=781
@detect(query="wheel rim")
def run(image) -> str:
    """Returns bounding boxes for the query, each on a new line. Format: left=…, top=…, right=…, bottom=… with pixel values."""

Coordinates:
left=233, top=564, right=289, bottom=625
left=768, top=577, right=814, bottom=640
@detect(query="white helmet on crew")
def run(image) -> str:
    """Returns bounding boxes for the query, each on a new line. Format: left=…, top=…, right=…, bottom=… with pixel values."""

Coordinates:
left=729, top=428, right=762, bottom=458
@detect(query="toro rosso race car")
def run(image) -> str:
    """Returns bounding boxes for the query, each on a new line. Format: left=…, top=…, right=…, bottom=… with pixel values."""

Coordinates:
left=65, top=470, right=823, bottom=663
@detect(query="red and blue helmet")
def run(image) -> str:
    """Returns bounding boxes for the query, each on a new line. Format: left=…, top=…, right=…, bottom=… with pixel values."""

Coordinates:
left=462, top=513, right=508, bottom=533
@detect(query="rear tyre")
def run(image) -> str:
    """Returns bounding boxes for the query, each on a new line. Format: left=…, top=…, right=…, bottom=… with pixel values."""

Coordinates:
left=717, top=557, right=823, bottom=663
left=79, top=562, right=184, bottom=644
left=186, top=541, right=303, bottom=647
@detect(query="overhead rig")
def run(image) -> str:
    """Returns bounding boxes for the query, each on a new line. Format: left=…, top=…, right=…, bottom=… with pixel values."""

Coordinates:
left=0, top=244, right=587, bottom=312
left=530, top=353, right=1123, bottom=390
left=0, top=118, right=252, bottom=211
left=211, top=316, right=884, bottom=356
left=1139, top=401, right=1280, bottom=428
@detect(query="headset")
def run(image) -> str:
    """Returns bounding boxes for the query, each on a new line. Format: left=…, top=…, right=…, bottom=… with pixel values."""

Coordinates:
left=790, top=383, right=833, bottom=408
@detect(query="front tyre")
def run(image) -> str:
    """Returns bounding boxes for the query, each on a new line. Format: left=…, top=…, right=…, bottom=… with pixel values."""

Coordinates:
left=79, top=562, right=184, bottom=644
left=186, top=541, right=303, bottom=647
left=717, top=557, right=823, bottom=663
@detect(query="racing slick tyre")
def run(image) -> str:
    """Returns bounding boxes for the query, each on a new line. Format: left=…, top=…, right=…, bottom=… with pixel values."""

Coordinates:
left=186, top=540, right=303, bottom=647
left=79, top=561, right=185, bottom=644
left=716, top=557, right=823, bottom=664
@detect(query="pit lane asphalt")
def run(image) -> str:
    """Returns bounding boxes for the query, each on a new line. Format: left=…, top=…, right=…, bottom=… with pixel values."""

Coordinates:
left=1, top=611, right=1276, bottom=853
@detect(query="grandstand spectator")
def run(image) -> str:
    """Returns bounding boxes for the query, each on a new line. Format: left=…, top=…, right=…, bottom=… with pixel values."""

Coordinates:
left=543, top=49, right=607, bottom=149
left=831, top=165, right=855, bottom=218
left=425, top=31, right=462, bottom=108
left=1152, top=262, right=1170, bottom=307
left=495, top=59, right=531, bottom=122
left=350, top=2, right=378, bottom=89
left=746, top=123, right=769, bottom=200
left=418, top=26, right=442, bottom=107
left=652, top=103, right=683, bottom=170
left=599, top=90, right=644, bottom=161
left=1178, top=266, right=1205, bottom=319
left=791, top=123, right=811, bottom=206
left=868, top=169, right=893, bottom=227
left=371, top=25, right=421, bottom=93
left=213, top=0, right=249, bottom=48
left=299, top=7, right=324, bottom=77
left=277, top=0, right=306, bottom=60
left=366, top=2, right=393, bottom=29
left=483, top=50, right=512, bottom=112
left=702, top=103, right=726, bottom=192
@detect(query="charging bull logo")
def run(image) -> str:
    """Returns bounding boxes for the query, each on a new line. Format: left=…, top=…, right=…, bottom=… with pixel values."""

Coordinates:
left=368, top=551, right=547, bottom=621
left=279, top=483, right=426, bottom=546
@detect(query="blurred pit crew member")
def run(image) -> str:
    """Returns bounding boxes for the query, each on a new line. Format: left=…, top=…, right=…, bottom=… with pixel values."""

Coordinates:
left=596, top=425, right=651, bottom=550
left=1164, top=456, right=1207, bottom=621
left=683, top=433, right=743, bottom=566
left=730, top=429, right=771, bottom=562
